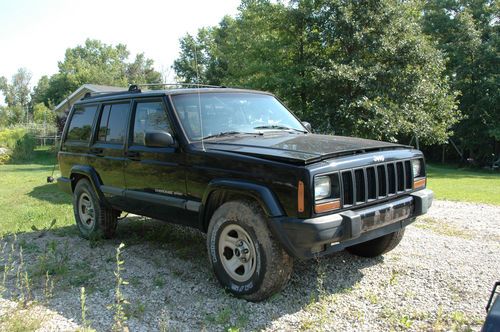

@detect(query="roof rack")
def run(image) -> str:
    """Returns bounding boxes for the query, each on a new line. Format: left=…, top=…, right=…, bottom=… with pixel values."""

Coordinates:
left=81, top=82, right=226, bottom=100
left=82, top=89, right=138, bottom=100
left=129, top=83, right=226, bottom=90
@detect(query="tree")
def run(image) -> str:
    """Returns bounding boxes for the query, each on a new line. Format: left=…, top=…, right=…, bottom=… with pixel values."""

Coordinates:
left=33, top=102, right=56, bottom=125
left=174, top=0, right=460, bottom=145
left=0, top=105, right=24, bottom=127
left=127, top=53, right=162, bottom=86
left=0, top=68, right=32, bottom=108
left=31, top=75, right=51, bottom=107
left=35, top=39, right=162, bottom=107
left=0, top=68, right=32, bottom=123
left=423, top=0, right=499, bottom=161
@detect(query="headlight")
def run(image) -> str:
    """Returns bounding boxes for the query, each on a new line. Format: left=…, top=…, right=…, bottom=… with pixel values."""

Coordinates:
left=315, top=176, right=331, bottom=200
left=411, top=159, right=422, bottom=178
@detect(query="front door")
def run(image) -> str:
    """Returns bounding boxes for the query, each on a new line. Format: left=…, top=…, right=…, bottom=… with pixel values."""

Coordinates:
left=123, top=99, right=189, bottom=224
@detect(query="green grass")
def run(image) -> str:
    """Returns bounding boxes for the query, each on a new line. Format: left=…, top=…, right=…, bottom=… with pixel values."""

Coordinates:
left=0, top=150, right=499, bottom=239
left=0, top=147, right=73, bottom=236
left=426, top=163, right=500, bottom=205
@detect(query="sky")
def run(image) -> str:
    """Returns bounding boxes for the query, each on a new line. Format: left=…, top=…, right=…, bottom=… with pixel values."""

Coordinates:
left=0, top=0, right=240, bottom=88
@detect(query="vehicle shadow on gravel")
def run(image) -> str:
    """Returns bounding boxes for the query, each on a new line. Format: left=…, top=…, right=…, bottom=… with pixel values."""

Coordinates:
left=0, top=216, right=384, bottom=331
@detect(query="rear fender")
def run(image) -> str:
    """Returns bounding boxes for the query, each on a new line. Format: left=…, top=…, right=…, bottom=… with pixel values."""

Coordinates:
left=70, top=165, right=106, bottom=203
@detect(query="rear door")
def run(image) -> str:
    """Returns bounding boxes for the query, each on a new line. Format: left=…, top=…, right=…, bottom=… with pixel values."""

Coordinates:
left=123, top=98, right=189, bottom=223
left=59, top=104, right=99, bottom=177
left=88, top=102, right=131, bottom=208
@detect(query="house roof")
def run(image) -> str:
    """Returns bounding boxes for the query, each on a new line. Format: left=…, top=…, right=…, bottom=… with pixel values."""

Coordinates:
left=53, top=84, right=126, bottom=114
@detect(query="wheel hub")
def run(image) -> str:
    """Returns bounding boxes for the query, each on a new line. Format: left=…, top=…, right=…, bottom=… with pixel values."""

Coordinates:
left=78, top=193, right=95, bottom=229
left=235, top=240, right=250, bottom=262
left=218, top=224, right=257, bottom=283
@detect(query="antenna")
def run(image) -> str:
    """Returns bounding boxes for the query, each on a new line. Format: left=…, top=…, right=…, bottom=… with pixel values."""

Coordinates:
left=193, top=42, right=205, bottom=152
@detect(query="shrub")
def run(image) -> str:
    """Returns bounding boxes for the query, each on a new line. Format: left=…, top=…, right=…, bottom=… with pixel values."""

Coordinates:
left=0, top=128, right=36, bottom=163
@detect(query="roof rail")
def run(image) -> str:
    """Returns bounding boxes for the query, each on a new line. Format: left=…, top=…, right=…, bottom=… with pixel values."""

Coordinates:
left=130, top=82, right=226, bottom=89
left=82, top=88, right=140, bottom=100
left=80, top=82, right=226, bottom=101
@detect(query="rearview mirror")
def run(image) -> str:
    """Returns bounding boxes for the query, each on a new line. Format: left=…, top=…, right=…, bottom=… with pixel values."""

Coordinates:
left=302, top=121, right=312, bottom=132
left=145, top=131, right=175, bottom=148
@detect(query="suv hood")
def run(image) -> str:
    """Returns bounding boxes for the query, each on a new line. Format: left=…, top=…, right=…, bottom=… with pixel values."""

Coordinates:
left=200, top=133, right=407, bottom=165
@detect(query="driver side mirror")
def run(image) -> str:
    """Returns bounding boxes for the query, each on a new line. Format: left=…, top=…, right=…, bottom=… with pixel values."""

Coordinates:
left=302, top=121, right=312, bottom=132
left=145, top=131, right=176, bottom=148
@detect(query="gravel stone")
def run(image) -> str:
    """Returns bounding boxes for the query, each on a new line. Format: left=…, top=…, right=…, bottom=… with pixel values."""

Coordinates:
left=0, top=199, right=498, bottom=331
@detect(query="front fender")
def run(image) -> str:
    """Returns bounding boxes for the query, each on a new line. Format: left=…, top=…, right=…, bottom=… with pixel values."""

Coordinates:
left=200, top=179, right=285, bottom=229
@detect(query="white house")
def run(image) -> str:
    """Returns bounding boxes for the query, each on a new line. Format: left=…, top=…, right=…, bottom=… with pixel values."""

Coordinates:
left=53, top=84, right=126, bottom=115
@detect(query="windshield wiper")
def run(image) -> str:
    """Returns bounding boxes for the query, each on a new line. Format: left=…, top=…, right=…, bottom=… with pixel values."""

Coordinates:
left=253, top=125, right=307, bottom=133
left=202, top=131, right=261, bottom=140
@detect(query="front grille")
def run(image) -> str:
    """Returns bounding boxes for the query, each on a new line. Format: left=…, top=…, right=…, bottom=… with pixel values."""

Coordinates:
left=341, top=160, right=412, bottom=207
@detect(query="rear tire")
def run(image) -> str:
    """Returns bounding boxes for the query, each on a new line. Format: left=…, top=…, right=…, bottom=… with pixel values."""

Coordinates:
left=73, top=179, right=118, bottom=239
left=207, top=200, right=293, bottom=301
left=346, top=228, right=405, bottom=258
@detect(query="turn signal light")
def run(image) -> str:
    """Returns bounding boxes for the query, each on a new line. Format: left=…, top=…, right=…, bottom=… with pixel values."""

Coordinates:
left=298, top=181, right=305, bottom=213
left=413, top=177, right=426, bottom=189
left=315, top=200, right=340, bottom=214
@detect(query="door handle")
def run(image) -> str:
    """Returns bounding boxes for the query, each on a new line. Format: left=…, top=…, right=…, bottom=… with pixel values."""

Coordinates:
left=90, top=148, right=103, bottom=155
left=126, top=151, right=140, bottom=159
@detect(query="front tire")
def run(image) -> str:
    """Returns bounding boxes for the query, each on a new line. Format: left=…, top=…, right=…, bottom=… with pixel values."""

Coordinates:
left=207, top=200, right=293, bottom=301
left=73, top=179, right=118, bottom=239
left=346, top=228, right=406, bottom=258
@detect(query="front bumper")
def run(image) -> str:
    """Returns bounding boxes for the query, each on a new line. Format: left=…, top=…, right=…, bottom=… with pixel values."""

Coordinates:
left=270, top=189, right=433, bottom=259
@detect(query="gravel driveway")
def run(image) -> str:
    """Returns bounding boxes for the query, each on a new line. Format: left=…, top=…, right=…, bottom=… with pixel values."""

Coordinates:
left=0, top=200, right=499, bottom=331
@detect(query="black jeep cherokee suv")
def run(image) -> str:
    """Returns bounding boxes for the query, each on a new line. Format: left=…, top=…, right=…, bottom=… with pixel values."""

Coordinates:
left=57, top=86, right=433, bottom=301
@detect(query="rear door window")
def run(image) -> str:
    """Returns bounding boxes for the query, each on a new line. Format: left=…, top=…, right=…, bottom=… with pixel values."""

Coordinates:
left=97, top=103, right=131, bottom=144
left=66, top=105, right=98, bottom=142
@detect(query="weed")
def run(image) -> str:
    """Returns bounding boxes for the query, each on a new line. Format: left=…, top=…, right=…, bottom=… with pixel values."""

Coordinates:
left=0, top=307, right=44, bottom=332
left=170, top=266, right=184, bottom=278
left=69, top=262, right=96, bottom=288
left=43, top=271, right=54, bottom=301
left=81, top=287, right=90, bottom=328
left=33, top=240, right=70, bottom=277
left=128, top=276, right=142, bottom=287
left=206, top=307, right=231, bottom=325
left=31, top=219, right=57, bottom=238
left=235, top=308, right=250, bottom=329
left=18, top=239, right=40, bottom=254
left=2, top=241, right=16, bottom=295
left=432, top=305, right=445, bottom=330
left=365, top=291, right=379, bottom=304
left=88, top=233, right=104, bottom=248
left=389, top=268, right=400, bottom=285
left=15, top=247, right=33, bottom=306
left=414, top=218, right=472, bottom=239
left=125, top=301, right=146, bottom=319
left=403, top=290, right=416, bottom=299
left=380, top=307, right=420, bottom=330
left=153, top=275, right=166, bottom=288
left=399, top=315, right=413, bottom=329
left=108, top=243, right=129, bottom=332
left=158, top=312, right=170, bottom=332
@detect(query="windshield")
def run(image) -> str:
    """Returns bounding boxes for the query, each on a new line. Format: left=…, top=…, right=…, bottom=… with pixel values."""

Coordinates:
left=171, top=92, right=305, bottom=141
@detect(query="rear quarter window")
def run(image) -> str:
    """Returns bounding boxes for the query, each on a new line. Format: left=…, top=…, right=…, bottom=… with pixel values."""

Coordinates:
left=66, top=105, right=98, bottom=142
